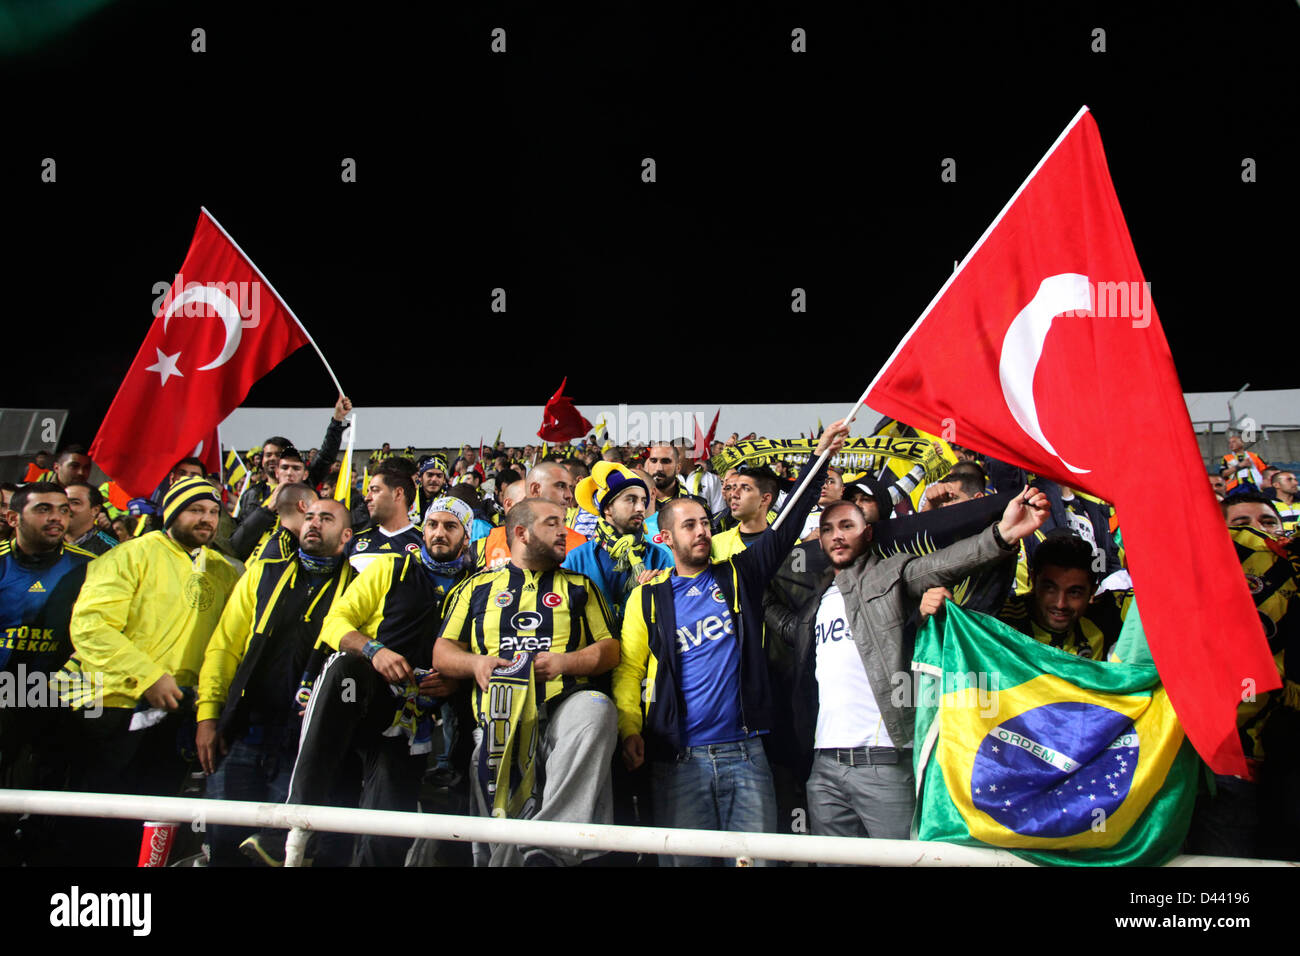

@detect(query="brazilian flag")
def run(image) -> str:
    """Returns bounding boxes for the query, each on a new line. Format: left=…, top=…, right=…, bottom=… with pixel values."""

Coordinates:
left=913, top=602, right=1198, bottom=865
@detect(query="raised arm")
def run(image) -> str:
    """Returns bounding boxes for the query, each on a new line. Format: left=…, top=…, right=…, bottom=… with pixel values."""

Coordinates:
left=902, top=485, right=1048, bottom=599
left=742, top=420, right=851, bottom=581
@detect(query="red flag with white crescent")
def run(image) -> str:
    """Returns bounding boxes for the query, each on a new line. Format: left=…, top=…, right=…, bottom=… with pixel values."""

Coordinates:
left=90, top=209, right=311, bottom=497
left=865, top=107, right=1276, bottom=776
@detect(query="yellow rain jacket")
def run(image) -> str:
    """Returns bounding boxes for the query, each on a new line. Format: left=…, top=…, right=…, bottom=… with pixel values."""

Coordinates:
left=69, top=531, right=241, bottom=709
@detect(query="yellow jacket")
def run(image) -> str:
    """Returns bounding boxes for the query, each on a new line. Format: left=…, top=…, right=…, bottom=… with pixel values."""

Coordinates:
left=70, top=531, right=241, bottom=709
left=709, top=526, right=749, bottom=562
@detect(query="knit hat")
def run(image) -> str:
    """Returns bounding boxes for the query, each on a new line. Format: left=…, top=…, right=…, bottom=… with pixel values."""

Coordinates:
left=423, top=495, right=473, bottom=537
left=127, top=497, right=158, bottom=517
left=575, top=462, right=648, bottom=517
left=418, top=454, right=448, bottom=475
left=162, top=475, right=220, bottom=528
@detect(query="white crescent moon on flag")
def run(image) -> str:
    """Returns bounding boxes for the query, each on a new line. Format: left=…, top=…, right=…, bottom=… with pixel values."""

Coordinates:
left=163, top=285, right=244, bottom=371
left=998, top=273, right=1093, bottom=475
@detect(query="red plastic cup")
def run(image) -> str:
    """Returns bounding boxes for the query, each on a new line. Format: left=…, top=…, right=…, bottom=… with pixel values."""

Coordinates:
left=137, top=821, right=178, bottom=867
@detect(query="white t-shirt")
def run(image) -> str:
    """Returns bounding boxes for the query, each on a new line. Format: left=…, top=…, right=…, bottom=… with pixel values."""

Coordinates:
left=799, top=507, right=824, bottom=541
left=813, top=582, right=893, bottom=749
left=680, top=470, right=724, bottom=516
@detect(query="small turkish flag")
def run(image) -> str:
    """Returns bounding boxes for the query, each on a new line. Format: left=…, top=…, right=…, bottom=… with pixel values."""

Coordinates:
left=866, top=108, right=1277, bottom=776
left=91, top=208, right=311, bottom=497
left=537, top=377, right=593, bottom=443
left=691, top=409, right=721, bottom=462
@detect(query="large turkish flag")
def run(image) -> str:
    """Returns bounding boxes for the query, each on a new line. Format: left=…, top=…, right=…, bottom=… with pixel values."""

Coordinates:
left=91, top=209, right=310, bottom=497
left=866, top=107, right=1276, bottom=776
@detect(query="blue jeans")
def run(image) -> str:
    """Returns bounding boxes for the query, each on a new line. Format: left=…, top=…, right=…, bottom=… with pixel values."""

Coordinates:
left=651, top=738, right=777, bottom=867
left=205, top=725, right=297, bottom=866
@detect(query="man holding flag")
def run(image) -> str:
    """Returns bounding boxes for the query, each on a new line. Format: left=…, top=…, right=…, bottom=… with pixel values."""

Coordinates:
left=862, top=106, right=1278, bottom=780
left=235, top=401, right=351, bottom=522
left=765, top=488, right=1047, bottom=844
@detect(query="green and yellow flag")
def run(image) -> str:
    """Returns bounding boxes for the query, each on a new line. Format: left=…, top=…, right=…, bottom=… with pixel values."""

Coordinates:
left=912, top=602, right=1197, bottom=865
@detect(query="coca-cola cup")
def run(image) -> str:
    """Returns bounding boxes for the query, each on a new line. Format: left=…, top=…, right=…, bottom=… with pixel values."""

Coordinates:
left=137, top=821, right=179, bottom=867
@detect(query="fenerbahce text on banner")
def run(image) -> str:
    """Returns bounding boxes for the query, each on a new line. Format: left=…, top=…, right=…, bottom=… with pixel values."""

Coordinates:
left=710, top=436, right=951, bottom=484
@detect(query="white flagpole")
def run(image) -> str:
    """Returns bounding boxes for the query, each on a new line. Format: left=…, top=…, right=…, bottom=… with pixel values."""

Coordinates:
left=769, top=390, right=869, bottom=531
left=199, top=206, right=347, bottom=399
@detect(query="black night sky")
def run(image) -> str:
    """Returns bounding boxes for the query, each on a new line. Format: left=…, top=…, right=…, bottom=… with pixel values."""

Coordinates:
left=4, top=1, right=1296, bottom=447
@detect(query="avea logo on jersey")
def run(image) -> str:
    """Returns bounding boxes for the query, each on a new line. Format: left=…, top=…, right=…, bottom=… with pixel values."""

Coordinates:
left=499, top=634, right=553, bottom=656
left=816, top=616, right=850, bottom=643
left=675, top=614, right=734, bottom=654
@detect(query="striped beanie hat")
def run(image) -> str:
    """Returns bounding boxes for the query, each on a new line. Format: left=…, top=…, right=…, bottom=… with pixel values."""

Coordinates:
left=424, top=495, right=474, bottom=537
left=163, top=475, right=220, bottom=529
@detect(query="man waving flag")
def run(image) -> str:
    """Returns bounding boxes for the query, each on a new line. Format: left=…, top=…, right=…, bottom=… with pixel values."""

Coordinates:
left=865, top=106, right=1276, bottom=777
left=90, top=208, right=328, bottom=497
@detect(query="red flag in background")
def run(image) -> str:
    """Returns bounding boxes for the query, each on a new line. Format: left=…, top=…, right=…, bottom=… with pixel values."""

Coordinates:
left=185, top=426, right=224, bottom=503
left=702, top=409, right=720, bottom=460
left=691, top=409, right=721, bottom=462
left=90, top=209, right=311, bottom=497
left=190, top=427, right=221, bottom=477
left=865, top=107, right=1276, bottom=776
left=537, top=377, right=593, bottom=443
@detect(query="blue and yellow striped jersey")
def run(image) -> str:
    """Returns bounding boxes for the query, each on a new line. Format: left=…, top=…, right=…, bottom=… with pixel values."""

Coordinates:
left=438, top=563, right=615, bottom=720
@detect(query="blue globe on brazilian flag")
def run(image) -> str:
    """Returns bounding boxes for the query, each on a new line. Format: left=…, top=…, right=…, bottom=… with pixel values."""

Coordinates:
left=913, top=603, right=1199, bottom=865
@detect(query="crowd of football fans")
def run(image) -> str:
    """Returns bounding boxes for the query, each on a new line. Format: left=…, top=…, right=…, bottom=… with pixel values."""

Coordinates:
left=1, top=399, right=1296, bottom=866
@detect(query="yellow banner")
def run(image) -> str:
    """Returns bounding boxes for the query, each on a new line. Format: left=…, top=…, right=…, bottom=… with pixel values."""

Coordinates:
left=709, top=436, right=953, bottom=484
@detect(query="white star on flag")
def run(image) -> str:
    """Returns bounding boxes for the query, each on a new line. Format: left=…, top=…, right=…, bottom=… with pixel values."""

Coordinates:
left=146, top=348, right=184, bottom=386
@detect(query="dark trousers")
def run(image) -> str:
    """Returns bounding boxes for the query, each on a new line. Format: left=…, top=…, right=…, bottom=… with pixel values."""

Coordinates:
left=0, top=705, right=75, bottom=865
left=288, top=653, right=425, bottom=866
left=61, top=707, right=194, bottom=866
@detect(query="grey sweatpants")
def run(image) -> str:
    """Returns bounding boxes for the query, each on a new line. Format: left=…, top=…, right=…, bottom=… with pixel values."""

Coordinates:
left=471, top=689, right=618, bottom=866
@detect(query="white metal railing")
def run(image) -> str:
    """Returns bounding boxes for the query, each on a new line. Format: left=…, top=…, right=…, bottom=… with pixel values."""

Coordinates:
left=0, top=790, right=1290, bottom=867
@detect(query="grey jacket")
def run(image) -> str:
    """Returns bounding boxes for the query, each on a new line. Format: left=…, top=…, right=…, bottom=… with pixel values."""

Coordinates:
left=766, top=525, right=1013, bottom=752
